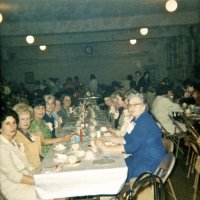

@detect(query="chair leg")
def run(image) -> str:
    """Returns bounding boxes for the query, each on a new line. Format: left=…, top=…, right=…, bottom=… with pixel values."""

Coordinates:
left=191, top=154, right=197, bottom=174
left=186, top=145, right=191, bottom=166
left=193, top=171, right=199, bottom=200
left=187, top=151, right=195, bottom=178
left=167, top=179, right=177, bottom=200
left=175, top=137, right=180, bottom=158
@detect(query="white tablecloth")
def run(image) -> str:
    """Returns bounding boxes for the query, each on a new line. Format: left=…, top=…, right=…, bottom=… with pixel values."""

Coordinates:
left=34, top=145, right=128, bottom=199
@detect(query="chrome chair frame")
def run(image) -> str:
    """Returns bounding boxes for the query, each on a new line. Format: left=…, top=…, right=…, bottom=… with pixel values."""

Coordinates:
left=154, top=152, right=177, bottom=200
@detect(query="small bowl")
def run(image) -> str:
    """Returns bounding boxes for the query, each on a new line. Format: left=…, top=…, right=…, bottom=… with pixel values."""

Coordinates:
left=84, top=150, right=95, bottom=160
left=68, top=155, right=78, bottom=164
left=100, top=127, right=107, bottom=132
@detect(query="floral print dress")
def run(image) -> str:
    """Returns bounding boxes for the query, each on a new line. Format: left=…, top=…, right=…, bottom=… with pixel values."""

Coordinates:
left=29, top=119, right=52, bottom=158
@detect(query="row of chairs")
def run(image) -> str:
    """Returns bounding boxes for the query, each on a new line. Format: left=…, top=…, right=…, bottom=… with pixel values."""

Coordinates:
left=153, top=113, right=200, bottom=200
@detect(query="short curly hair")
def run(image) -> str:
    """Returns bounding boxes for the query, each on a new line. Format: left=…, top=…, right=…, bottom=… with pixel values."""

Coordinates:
left=13, top=103, right=33, bottom=120
left=0, top=108, right=19, bottom=129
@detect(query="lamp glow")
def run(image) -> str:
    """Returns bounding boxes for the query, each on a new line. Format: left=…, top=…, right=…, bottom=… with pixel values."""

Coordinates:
left=0, top=12, right=3, bottom=23
left=165, top=0, right=178, bottom=12
left=140, top=28, right=148, bottom=36
left=26, top=35, right=35, bottom=44
left=130, top=39, right=137, bottom=45
left=39, top=45, right=47, bottom=51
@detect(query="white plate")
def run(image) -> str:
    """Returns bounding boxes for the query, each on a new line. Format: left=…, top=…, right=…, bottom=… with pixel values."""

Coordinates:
left=104, top=142, right=118, bottom=146
left=53, top=144, right=66, bottom=151
left=53, top=157, right=68, bottom=163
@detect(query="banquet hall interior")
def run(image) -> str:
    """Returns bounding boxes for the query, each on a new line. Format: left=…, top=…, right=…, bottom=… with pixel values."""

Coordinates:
left=0, top=0, right=200, bottom=200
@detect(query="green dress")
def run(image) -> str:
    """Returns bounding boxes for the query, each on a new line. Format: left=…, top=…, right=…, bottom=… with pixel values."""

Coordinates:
left=29, top=119, right=52, bottom=158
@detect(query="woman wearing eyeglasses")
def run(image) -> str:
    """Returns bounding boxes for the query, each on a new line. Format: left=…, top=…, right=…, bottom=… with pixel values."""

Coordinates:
left=96, top=93, right=166, bottom=183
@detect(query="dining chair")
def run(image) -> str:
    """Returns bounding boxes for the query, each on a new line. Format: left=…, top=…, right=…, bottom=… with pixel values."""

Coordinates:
left=152, top=114, right=183, bottom=158
left=154, top=152, right=177, bottom=200
left=187, top=142, right=199, bottom=178
left=162, top=137, right=174, bottom=153
left=183, top=119, right=200, bottom=178
left=168, top=115, right=187, bottom=158
left=193, top=155, right=200, bottom=200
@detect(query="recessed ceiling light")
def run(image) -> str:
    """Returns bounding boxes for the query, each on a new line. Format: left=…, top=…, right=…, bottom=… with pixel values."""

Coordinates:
left=26, top=35, right=35, bottom=44
left=130, top=39, right=137, bottom=45
left=140, top=28, right=148, bottom=36
left=165, top=0, right=178, bottom=12
left=0, top=12, right=3, bottom=23
left=39, top=45, right=47, bottom=51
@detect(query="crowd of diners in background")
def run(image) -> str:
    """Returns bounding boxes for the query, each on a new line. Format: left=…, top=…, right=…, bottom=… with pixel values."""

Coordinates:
left=0, top=71, right=200, bottom=200
left=1, top=72, right=200, bottom=109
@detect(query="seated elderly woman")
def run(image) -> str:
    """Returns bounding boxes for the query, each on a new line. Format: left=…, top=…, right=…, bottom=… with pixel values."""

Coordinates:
left=13, top=103, right=42, bottom=168
left=58, top=94, right=74, bottom=124
left=29, top=97, right=71, bottom=158
left=96, top=93, right=166, bottom=183
left=151, top=85, right=187, bottom=135
left=0, top=108, right=37, bottom=200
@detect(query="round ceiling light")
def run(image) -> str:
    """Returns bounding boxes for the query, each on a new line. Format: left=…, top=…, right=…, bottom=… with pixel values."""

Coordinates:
left=140, top=28, right=148, bottom=36
left=130, top=39, right=137, bottom=45
left=39, top=45, right=47, bottom=51
left=26, top=35, right=35, bottom=44
left=165, top=0, right=178, bottom=12
left=0, top=13, right=3, bottom=23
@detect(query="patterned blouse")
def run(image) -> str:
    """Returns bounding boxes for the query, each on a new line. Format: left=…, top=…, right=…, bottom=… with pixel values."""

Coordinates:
left=29, top=119, right=52, bottom=158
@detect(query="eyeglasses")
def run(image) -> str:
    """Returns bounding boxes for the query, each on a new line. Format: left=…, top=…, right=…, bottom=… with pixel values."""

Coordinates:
left=128, top=103, right=142, bottom=107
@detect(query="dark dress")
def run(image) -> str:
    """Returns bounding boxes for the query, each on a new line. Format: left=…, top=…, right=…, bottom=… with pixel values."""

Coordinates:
left=124, top=111, right=166, bottom=182
left=43, top=113, right=56, bottom=138
left=114, top=107, right=124, bottom=129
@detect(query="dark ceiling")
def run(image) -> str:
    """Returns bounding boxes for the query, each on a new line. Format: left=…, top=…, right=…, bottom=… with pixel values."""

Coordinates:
left=0, top=0, right=199, bottom=23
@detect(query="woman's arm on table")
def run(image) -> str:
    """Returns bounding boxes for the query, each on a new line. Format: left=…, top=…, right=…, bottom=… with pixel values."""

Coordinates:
left=95, top=137, right=125, bottom=153
left=21, top=175, right=35, bottom=185
left=33, top=131, right=71, bottom=145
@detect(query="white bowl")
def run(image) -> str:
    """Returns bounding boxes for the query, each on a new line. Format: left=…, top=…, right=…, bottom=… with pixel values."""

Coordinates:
left=53, top=156, right=67, bottom=163
left=100, top=127, right=107, bottom=132
left=55, top=153, right=67, bottom=160
left=84, top=150, right=95, bottom=160
left=54, top=144, right=66, bottom=151
left=68, top=155, right=78, bottom=164
left=76, top=150, right=85, bottom=157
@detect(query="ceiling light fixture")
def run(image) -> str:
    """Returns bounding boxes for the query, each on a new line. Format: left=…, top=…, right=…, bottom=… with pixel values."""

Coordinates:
left=0, top=12, right=3, bottom=23
left=165, top=0, right=178, bottom=12
left=26, top=35, right=35, bottom=44
left=130, top=39, right=137, bottom=45
left=140, top=28, right=148, bottom=36
left=39, top=45, right=47, bottom=51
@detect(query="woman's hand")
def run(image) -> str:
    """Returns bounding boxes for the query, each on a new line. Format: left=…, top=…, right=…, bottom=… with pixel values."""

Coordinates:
left=63, top=134, right=71, bottom=142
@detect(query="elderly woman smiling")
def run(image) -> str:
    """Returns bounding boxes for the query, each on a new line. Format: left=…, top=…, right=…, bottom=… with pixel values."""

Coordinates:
left=96, top=93, right=166, bottom=182
left=0, top=108, right=37, bottom=200
left=13, top=103, right=42, bottom=168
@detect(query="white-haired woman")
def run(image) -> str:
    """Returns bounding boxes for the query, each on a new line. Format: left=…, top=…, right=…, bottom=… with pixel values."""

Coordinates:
left=96, top=93, right=166, bottom=183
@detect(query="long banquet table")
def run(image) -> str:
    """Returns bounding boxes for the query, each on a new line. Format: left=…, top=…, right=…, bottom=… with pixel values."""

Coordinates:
left=33, top=108, right=128, bottom=200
